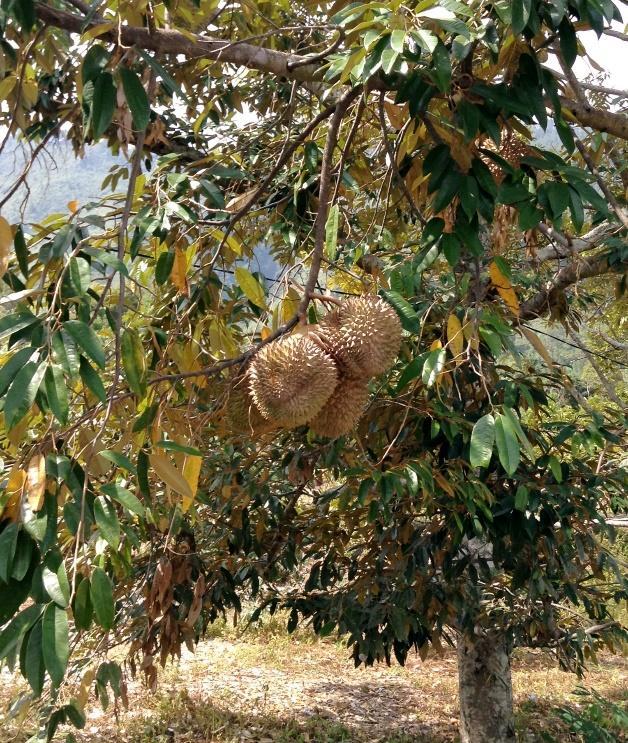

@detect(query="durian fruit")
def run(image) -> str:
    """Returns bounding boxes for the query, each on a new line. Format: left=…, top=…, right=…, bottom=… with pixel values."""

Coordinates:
left=249, top=335, right=338, bottom=428
left=314, top=295, right=402, bottom=378
left=309, top=376, right=370, bottom=439
left=225, top=371, right=271, bottom=435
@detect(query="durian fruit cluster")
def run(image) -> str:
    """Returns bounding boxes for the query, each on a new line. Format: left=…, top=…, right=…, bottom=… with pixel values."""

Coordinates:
left=227, top=295, right=402, bottom=439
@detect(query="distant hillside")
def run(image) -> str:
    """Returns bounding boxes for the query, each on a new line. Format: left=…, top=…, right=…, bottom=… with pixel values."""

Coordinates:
left=0, top=137, right=120, bottom=224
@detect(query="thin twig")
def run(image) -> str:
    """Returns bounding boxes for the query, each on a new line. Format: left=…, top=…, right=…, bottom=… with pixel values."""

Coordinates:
left=297, top=87, right=360, bottom=320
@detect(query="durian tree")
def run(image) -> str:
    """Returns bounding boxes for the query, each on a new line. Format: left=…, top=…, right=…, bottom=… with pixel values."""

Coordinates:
left=0, top=1, right=627, bottom=741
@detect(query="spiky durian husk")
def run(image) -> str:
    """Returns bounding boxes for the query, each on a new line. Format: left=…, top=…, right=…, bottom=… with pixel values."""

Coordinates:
left=225, top=372, right=272, bottom=435
left=309, top=376, right=370, bottom=439
left=249, top=335, right=338, bottom=428
left=315, top=296, right=402, bottom=377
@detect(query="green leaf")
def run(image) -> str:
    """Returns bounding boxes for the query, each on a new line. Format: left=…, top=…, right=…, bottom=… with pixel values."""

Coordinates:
left=559, top=18, right=578, bottom=67
left=441, top=234, right=461, bottom=266
left=73, top=577, right=93, bottom=632
left=66, top=257, right=91, bottom=297
left=381, top=48, right=399, bottom=75
left=548, top=455, right=563, bottom=482
left=421, top=349, right=446, bottom=387
left=325, top=204, right=340, bottom=262
left=380, top=290, right=419, bottom=332
left=42, top=561, right=70, bottom=608
left=390, top=30, right=405, bottom=54
left=98, top=451, right=137, bottom=474
left=155, top=440, right=202, bottom=456
left=91, top=71, right=116, bottom=139
left=52, top=330, right=80, bottom=378
left=470, top=414, right=495, bottom=468
left=12, top=0, right=36, bottom=29
left=0, top=523, right=19, bottom=582
left=14, top=225, right=29, bottom=278
left=0, top=311, right=39, bottom=341
left=82, top=45, right=110, bottom=84
left=84, top=248, right=129, bottom=277
left=63, top=320, right=105, bottom=368
left=432, top=171, right=463, bottom=214
left=495, top=413, right=520, bottom=475
left=395, top=353, right=427, bottom=393
left=79, top=357, right=107, bottom=402
left=502, top=406, right=534, bottom=458
left=119, top=67, right=150, bottom=131
left=155, top=249, right=175, bottom=284
left=42, top=603, right=69, bottom=688
left=234, top=266, right=266, bottom=309
left=93, top=496, right=120, bottom=549
left=91, top=567, right=115, bottom=630
left=512, top=0, right=532, bottom=34
left=100, top=484, right=145, bottom=517
left=0, top=603, right=42, bottom=661
left=4, top=360, right=46, bottom=428
left=0, top=346, right=36, bottom=397
left=11, top=531, right=34, bottom=581
left=515, top=485, right=529, bottom=512
left=44, top=364, right=69, bottom=425
left=429, top=41, right=451, bottom=92
left=121, top=329, right=146, bottom=397
left=25, top=619, right=45, bottom=695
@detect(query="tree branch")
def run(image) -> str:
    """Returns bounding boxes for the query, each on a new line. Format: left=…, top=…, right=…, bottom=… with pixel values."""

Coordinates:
left=520, top=254, right=625, bottom=320
left=36, top=3, right=318, bottom=82
left=558, top=95, right=628, bottom=140
left=296, top=87, right=359, bottom=320
left=535, top=221, right=620, bottom=262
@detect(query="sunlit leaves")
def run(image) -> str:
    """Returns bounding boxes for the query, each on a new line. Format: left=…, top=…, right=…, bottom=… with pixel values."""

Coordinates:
left=234, top=267, right=266, bottom=309
left=4, top=360, right=46, bottom=428
left=93, top=496, right=120, bottom=549
left=470, top=414, right=495, bottom=468
left=121, top=329, right=146, bottom=397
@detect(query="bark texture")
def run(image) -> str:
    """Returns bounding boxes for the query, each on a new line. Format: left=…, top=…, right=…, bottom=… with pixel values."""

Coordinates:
left=457, top=633, right=516, bottom=743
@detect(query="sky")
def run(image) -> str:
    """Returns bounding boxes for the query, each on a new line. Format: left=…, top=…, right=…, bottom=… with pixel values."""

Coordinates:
left=571, top=11, right=628, bottom=89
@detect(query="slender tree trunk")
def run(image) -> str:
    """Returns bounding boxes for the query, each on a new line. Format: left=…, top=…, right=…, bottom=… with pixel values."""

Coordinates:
left=457, top=632, right=516, bottom=743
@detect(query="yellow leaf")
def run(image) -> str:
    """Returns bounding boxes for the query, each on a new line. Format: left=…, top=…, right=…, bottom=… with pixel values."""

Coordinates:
left=446, top=314, right=464, bottom=362
left=21, top=79, right=38, bottom=109
left=210, top=229, right=242, bottom=256
left=260, top=326, right=272, bottom=341
left=170, top=247, right=189, bottom=295
left=81, top=22, right=116, bottom=41
left=489, top=261, right=520, bottom=316
left=430, top=339, right=442, bottom=351
left=150, top=453, right=194, bottom=502
left=234, top=266, right=266, bottom=308
left=225, top=187, right=258, bottom=213
left=0, top=75, right=16, bottom=101
left=520, top=327, right=555, bottom=369
left=2, top=467, right=26, bottom=521
left=26, top=453, right=46, bottom=512
left=0, top=216, right=12, bottom=277
left=281, top=287, right=300, bottom=324
left=181, top=455, right=202, bottom=512
left=68, top=200, right=79, bottom=214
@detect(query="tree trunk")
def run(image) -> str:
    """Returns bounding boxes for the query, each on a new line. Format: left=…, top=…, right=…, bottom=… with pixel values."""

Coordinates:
left=457, top=632, right=516, bottom=743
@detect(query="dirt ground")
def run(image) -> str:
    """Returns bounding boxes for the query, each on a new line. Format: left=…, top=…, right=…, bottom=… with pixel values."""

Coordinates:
left=1, top=628, right=626, bottom=742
